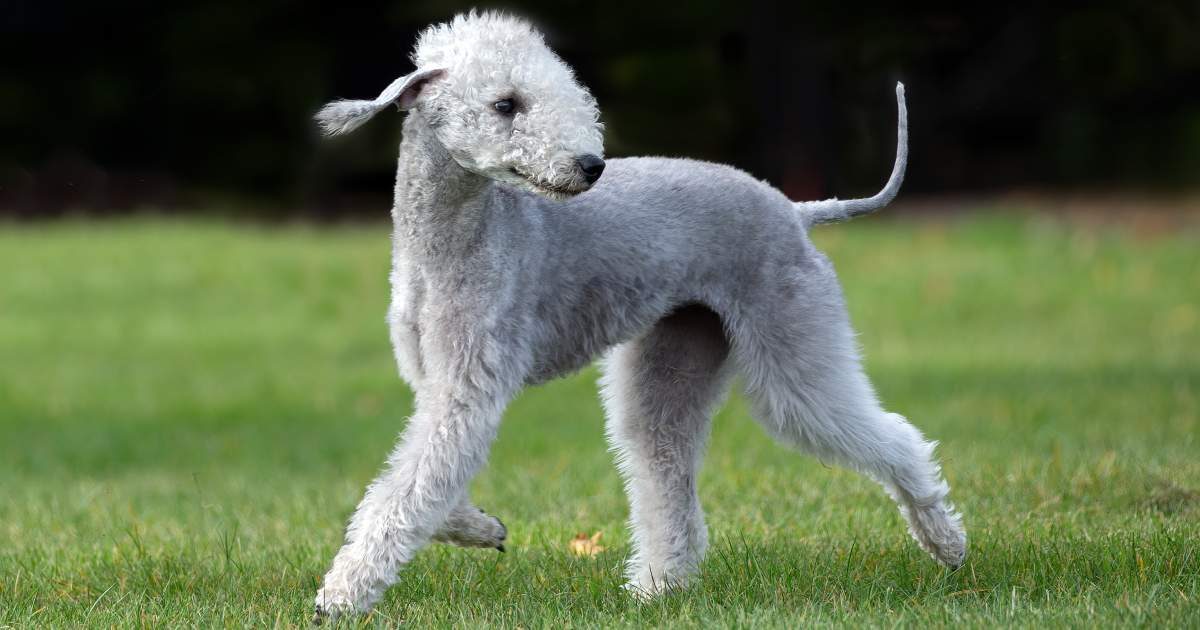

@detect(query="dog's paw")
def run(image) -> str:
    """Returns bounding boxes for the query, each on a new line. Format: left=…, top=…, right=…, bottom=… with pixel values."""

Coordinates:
left=623, top=570, right=688, bottom=601
left=313, top=586, right=361, bottom=624
left=905, top=502, right=967, bottom=569
left=932, top=523, right=968, bottom=570
left=433, top=507, right=508, bottom=551
left=475, top=508, right=508, bottom=551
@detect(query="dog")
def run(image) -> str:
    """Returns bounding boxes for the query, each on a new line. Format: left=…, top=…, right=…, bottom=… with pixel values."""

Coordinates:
left=311, top=11, right=965, bottom=620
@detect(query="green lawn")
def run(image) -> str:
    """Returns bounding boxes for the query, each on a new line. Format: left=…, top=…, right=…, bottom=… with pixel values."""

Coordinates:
left=1, top=214, right=1197, bottom=627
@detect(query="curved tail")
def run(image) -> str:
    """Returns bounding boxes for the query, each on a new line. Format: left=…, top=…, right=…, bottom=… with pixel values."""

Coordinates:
left=798, top=82, right=907, bottom=226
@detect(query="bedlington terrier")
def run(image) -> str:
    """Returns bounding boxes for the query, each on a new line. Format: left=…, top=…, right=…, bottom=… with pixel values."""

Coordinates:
left=311, top=11, right=966, bottom=620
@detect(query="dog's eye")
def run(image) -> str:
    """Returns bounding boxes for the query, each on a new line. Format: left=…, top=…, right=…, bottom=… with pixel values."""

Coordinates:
left=493, top=99, right=515, bottom=114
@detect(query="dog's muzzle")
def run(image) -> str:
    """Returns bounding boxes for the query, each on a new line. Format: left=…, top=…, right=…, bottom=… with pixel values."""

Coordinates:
left=576, top=154, right=605, bottom=185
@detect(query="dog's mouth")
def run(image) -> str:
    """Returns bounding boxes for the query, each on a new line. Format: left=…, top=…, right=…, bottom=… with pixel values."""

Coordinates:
left=509, top=168, right=587, bottom=200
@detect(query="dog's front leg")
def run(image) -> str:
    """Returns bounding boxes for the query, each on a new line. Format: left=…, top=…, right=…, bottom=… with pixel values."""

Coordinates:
left=314, top=382, right=513, bottom=621
left=432, top=495, right=508, bottom=550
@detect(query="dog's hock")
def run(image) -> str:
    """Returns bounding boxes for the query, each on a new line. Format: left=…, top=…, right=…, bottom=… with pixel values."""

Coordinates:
left=314, top=68, right=445, bottom=137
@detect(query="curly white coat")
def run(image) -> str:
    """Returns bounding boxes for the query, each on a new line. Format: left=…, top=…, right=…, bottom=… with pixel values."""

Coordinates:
left=312, top=11, right=966, bottom=620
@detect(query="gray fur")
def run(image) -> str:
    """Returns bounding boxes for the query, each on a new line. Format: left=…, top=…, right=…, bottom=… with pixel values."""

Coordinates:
left=312, top=12, right=964, bottom=620
left=798, top=83, right=908, bottom=225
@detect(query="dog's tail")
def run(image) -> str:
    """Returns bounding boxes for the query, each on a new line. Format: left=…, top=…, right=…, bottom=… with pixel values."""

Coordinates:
left=796, top=82, right=907, bottom=226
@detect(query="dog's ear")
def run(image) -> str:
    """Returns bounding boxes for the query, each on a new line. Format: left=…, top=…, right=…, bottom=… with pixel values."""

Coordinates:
left=314, top=68, right=446, bottom=137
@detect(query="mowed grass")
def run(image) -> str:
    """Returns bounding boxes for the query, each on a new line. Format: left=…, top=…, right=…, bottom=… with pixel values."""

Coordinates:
left=0, top=213, right=1197, bottom=627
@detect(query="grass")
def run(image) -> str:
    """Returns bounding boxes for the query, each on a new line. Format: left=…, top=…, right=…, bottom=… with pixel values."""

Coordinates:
left=0, top=213, right=1197, bottom=627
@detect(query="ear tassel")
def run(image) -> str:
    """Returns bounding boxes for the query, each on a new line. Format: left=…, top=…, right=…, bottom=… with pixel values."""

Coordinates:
left=314, top=70, right=443, bottom=137
left=314, top=99, right=391, bottom=137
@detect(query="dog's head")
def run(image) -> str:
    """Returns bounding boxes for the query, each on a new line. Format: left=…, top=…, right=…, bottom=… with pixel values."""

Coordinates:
left=316, top=12, right=606, bottom=199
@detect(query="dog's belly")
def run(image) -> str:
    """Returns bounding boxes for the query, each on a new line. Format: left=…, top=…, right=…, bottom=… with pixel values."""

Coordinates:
left=524, top=312, right=611, bottom=384
left=524, top=279, right=681, bottom=385
left=524, top=350, right=593, bottom=385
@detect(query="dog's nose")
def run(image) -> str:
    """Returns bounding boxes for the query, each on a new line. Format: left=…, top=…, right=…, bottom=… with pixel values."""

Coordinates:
left=576, top=154, right=605, bottom=184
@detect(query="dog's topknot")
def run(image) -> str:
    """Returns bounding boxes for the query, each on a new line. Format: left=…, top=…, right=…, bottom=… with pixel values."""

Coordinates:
left=413, top=11, right=546, bottom=70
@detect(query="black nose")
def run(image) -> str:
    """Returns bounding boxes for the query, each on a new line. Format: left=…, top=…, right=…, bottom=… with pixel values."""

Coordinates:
left=576, top=154, right=605, bottom=184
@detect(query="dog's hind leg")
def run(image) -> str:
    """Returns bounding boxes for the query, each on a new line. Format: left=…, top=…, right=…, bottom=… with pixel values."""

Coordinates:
left=730, top=276, right=966, bottom=568
left=601, top=305, right=734, bottom=597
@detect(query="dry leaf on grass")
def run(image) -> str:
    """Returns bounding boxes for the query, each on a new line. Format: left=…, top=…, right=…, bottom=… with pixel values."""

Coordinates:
left=568, top=531, right=605, bottom=557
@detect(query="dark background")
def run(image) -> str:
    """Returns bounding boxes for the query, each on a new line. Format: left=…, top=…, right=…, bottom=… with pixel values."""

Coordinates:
left=2, top=0, right=1198, bottom=218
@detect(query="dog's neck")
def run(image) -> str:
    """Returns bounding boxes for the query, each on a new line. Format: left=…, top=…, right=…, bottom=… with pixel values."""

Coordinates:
left=392, top=114, right=495, bottom=259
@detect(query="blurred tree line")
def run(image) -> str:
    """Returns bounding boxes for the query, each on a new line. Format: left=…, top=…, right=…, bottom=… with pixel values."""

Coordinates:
left=1, top=0, right=1198, bottom=218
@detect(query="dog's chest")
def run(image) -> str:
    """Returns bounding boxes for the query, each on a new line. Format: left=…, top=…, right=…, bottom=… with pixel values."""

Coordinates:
left=387, top=257, right=426, bottom=384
